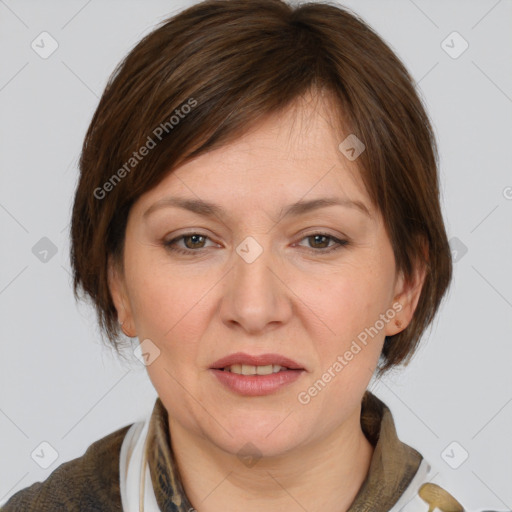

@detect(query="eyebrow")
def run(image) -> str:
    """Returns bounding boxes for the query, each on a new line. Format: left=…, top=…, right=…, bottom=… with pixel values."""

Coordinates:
left=143, top=196, right=372, bottom=220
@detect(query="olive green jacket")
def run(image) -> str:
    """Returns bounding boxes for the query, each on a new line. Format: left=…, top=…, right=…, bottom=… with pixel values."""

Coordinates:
left=1, top=391, right=466, bottom=511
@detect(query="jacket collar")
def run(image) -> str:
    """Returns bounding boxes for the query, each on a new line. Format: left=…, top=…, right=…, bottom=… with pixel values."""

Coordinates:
left=145, top=390, right=422, bottom=511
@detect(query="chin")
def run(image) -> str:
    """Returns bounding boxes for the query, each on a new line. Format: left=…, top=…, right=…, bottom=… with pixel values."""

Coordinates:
left=218, top=432, right=303, bottom=462
left=211, top=417, right=307, bottom=459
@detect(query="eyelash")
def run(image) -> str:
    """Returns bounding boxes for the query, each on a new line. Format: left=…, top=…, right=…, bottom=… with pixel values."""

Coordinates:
left=163, top=232, right=349, bottom=256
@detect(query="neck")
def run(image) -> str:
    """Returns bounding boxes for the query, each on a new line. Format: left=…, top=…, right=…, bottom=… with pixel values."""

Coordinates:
left=168, top=405, right=374, bottom=512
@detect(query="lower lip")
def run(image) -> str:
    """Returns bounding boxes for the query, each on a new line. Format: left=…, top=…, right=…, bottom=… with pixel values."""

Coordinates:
left=210, top=368, right=304, bottom=396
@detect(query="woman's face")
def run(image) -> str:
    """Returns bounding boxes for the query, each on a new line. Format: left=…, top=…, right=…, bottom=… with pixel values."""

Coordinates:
left=109, top=96, right=422, bottom=458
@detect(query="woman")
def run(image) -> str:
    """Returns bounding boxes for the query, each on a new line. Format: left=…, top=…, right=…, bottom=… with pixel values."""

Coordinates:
left=1, top=0, right=485, bottom=510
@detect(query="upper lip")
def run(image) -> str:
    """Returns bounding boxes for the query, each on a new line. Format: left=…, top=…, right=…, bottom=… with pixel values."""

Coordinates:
left=210, top=352, right=304, bottom=370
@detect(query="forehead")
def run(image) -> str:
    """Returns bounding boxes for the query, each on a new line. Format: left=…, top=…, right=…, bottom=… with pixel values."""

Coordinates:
left=134, top=96, right=374, bottom=220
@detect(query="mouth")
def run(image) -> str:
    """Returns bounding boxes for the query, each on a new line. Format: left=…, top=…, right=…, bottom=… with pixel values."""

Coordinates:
left=218, top=364, right=299, bottom=375
left=210, top=352, right=305, bottom=373
left=209, top=352, right=305, bottom=396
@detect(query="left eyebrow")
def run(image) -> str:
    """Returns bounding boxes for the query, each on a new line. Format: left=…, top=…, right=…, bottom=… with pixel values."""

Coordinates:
left=142, top=196, right=372, bottom=220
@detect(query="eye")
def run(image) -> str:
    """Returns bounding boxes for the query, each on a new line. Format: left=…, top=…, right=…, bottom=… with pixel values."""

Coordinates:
left=163, top=231, right=349, bottom=256
left=163, top=233, right=215, bottom=255
left=295, top=232, right=349, bottom=254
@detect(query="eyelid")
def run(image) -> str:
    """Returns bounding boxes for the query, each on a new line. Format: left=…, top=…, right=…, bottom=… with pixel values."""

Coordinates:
left=164, top=230, right=218, bottom=247
left=163, top=227, right=345, bottom=245
left=163, top=229, right=350, bottom=256
left=298, top=227, right=346, bottom=239
left=293, top=231, right=349, bottom=251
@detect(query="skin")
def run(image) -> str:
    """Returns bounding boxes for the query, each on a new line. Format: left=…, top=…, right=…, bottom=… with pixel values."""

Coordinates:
left=108, top=92, right=426, bottom=512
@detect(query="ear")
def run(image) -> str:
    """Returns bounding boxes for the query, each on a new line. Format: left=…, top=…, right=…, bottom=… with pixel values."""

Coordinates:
left=107, top=257, right=137, bottom=338
left=385, top=242, right=428, bottom=337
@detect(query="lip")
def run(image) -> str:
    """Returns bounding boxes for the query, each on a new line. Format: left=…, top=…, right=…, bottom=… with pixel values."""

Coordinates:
left=209, top=352, right=305, bottom=397
left=211, top=368, right=304, bottom=396
left=210, top=352, right=304, bottom=370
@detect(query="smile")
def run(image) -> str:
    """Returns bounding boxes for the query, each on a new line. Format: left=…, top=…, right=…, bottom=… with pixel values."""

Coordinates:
left=221, top=364, right=288, bottom=375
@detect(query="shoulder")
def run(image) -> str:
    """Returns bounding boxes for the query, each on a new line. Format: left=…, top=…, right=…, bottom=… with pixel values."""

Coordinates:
left=1, top=423, right=133, bottom=512
left=392, top=459, right=504, bottom=512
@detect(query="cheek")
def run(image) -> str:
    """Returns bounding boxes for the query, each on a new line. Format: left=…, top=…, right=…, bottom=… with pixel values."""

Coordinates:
left=296, top=259, right=392, bottom=375
left=300, top=266, right=380, bottom=337
left=123, top=236, right=211, bottom=332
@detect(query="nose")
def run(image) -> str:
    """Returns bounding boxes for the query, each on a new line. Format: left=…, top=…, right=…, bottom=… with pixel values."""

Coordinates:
left=219, top=236, right=293, bottom=335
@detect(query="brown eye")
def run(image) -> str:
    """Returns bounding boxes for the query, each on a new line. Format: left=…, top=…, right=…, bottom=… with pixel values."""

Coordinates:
left=164, top=231, right=349, bottom=257
left=307, top=234, right=331, bottom=249
left=164, top=233, right=214, bottom=255
left=182, top=234, right=207, bottom=249
left=297, top=233, right=349, bottom=254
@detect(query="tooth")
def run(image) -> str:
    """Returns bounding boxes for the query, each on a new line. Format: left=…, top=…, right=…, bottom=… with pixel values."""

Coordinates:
left=226, top=364, right=287, bottom=375
left=230, top=364, right=242, bottom=374
left=241, top=364, right=257, bottom=375
left=256, top=364, right=273, bottom=375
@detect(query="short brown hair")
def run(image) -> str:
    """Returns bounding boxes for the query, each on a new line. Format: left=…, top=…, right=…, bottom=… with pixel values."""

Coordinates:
left=70, top=0, right=452, bottom=374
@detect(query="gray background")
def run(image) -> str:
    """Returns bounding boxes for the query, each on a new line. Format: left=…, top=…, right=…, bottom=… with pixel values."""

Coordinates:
left=1, top=0, right=511, bottom=509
